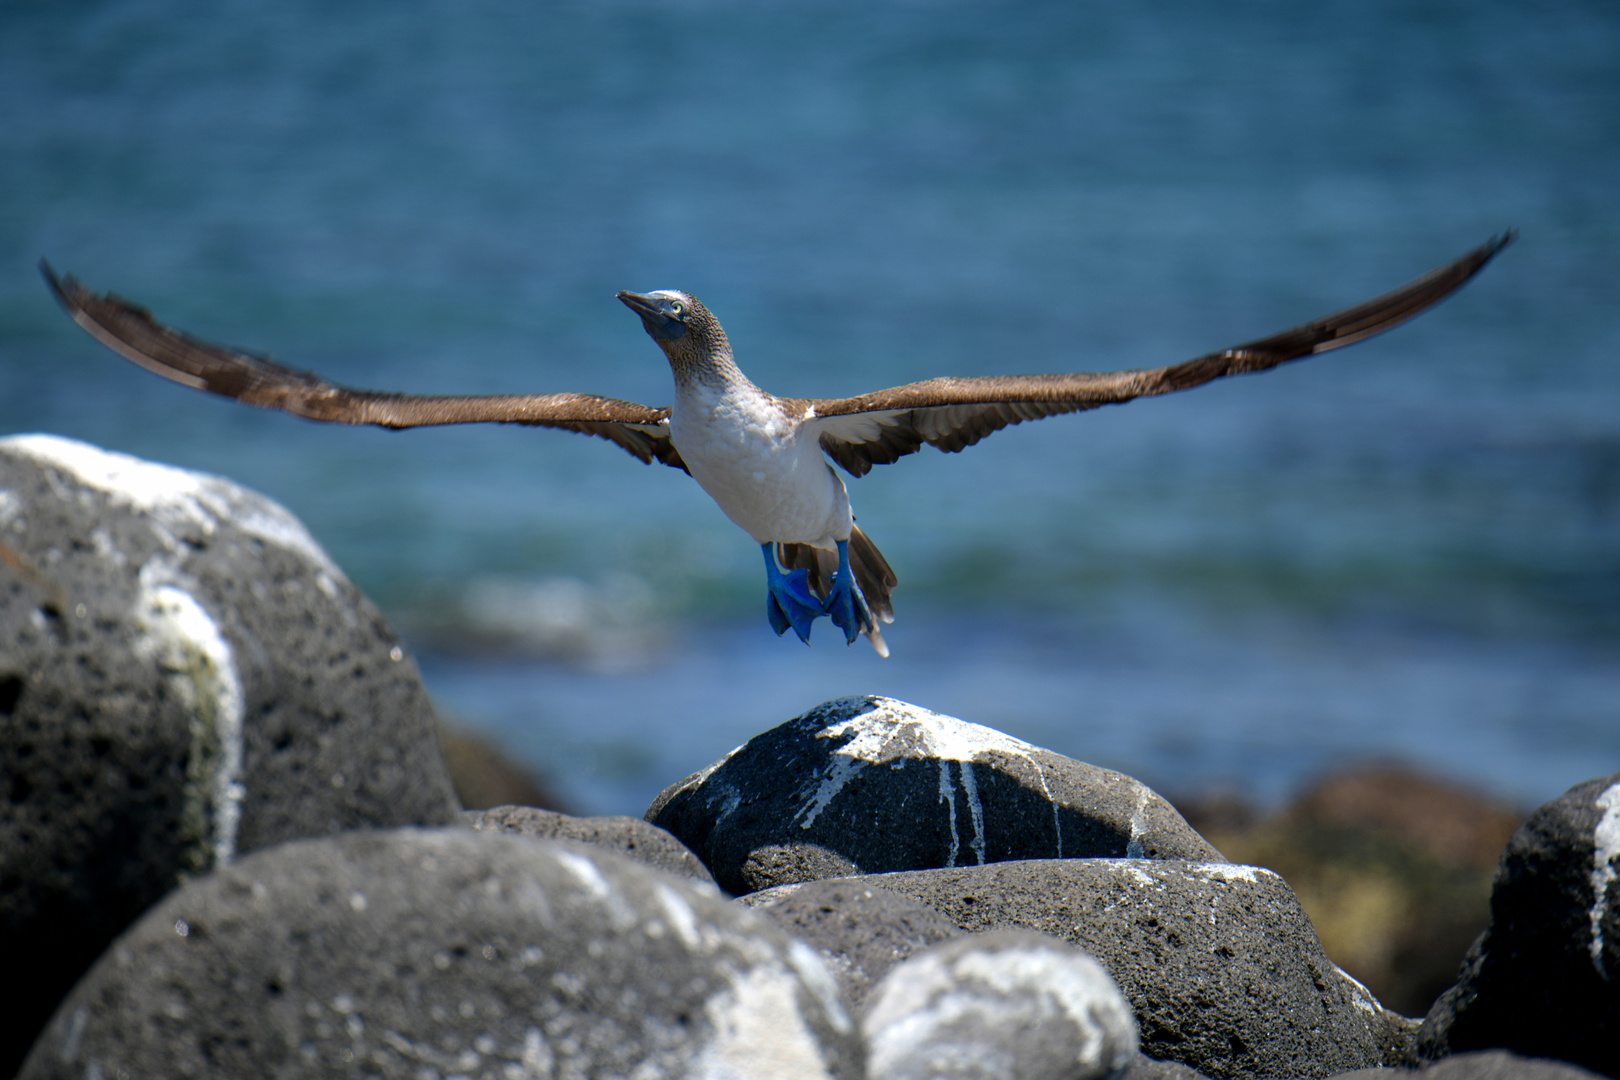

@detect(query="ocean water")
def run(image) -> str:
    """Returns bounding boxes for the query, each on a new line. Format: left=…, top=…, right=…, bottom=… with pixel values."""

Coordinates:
left=2, top=0, right=1616, bottom=816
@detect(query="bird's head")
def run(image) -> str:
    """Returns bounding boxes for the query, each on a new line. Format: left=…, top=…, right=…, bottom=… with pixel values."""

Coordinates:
left=616, top=289, right=730, bottom=375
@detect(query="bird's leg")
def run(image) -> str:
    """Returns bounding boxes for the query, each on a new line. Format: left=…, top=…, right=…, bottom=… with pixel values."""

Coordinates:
left=762, top=543, right=821, bottom=645
left=823, top=538, right=874, bottom=646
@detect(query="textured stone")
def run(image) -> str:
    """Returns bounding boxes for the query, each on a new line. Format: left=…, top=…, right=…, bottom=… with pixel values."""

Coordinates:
left=0, top=435, right=460, bottom=1076
left=741, top=878, right=966, bottom=1005
left=464, top=805, right=715, bottom=885
left=1121, top=1056, right=1213, bottom=1080
left=19, top=827, right=861, bottom=1080
left=861, top=929, right=1138, bottom=1080
left=1417, top=773, right=1620, bottom=1078
left=646, top=695, right=1224, bottom=895
left=858, top=858, right=1415, bottom=1079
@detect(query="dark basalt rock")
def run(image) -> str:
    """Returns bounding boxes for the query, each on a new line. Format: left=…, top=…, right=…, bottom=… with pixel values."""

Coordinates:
left=860, top=929, right=1139, bottom=1080
left=19, top=827, right=862, bottom=1080
left=1417, top=773, right=1620, bottom=1078
left=464, top=805, right=716, bottom=886
left=646, top=695, right=1224, bottom=895
left=853, top=858, right=1416, bottom=1079
left=741, top=878, right=966, bottom=1005
left=0, top=435, right=460, bottom=1077
left=1122, top=1056, right=1214, bottom=1080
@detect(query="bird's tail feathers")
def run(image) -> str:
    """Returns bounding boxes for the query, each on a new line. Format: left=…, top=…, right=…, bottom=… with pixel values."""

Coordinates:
left=848, top=525, right=897, bottom=626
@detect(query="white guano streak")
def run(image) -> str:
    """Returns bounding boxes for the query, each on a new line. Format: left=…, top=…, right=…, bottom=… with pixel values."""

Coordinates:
left=796, top=699, right=1061, bottom=861
left=937, top=762, right=960, bottom=867
left=695, top=966, right=836, bottom=1080
left=1125, top=786, right=1151, bottom=859
left=959, top=761, right=986, bottom=865
left=135, top=571, right=246, bottom=868
left=1590, top=781, right=1620, bottom=979
left=0, top=436, right=374, bottom=873
left=2, top=433, right=338, bottom=573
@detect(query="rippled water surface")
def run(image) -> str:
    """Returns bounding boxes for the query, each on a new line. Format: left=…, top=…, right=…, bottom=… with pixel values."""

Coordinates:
left=3, top=0, right=1616, bottom=814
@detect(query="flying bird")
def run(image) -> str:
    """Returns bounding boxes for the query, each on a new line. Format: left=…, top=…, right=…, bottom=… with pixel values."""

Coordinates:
left=41, top=234, right=1512, bottom=656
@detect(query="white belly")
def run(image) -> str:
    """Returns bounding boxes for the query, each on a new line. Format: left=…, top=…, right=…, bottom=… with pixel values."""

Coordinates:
left=671, top=381, right=851, bottom=548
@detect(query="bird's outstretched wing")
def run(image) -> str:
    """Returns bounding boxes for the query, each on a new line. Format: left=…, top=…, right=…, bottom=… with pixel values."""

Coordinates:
left=40, top=262, right=686, bottom=471
left=805, top=233, right=1513, bottom=478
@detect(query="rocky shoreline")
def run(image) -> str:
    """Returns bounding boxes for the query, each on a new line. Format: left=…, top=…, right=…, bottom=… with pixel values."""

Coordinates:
left=2, top=434, right=1616, bottom=1079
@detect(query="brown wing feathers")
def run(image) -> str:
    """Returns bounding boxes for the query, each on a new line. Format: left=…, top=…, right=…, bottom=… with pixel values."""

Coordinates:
left=40, top=261, right=684, bottom=469
left=811, top=233, right=1513, bottom=477
left=43, top=234, right=1509, bottom=480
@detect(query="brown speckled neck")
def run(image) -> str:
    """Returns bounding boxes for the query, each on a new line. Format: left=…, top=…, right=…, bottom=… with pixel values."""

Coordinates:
left=659, top=296, right=746, bottom=389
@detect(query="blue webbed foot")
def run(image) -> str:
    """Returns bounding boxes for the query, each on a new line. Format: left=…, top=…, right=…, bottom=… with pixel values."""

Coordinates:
left=823, top=539, right=874, bottom=646
left=762, top=544, right=821, bottom=644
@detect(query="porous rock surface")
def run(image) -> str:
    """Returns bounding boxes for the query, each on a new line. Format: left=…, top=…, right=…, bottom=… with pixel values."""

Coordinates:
left=646, top=695, right=1224, bottom=895
left=19, top=827, right=862, bottom=1080
left=0, top=435, right=459, bottom=1075
left=741, top=878, right=967, bottom=1005
left=861, top=929, right=1139, bottom=1080
left=1122, top=1056, right=1214, bottom=1080
left=1417, top=773, right=1620, bottom=1077
left=464, top=804, right=716, bottom=886
left=858, top=858, right=1415, bottom=1079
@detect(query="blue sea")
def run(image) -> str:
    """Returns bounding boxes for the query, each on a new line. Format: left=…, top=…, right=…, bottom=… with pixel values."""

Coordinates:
left=3, top=0, right=1616, bottom=817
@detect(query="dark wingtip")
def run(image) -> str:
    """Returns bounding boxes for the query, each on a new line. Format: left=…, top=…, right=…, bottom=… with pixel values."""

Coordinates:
left=1452, top=230, right=1515, bottom=286
left=38, top=258, right=72, bottom=309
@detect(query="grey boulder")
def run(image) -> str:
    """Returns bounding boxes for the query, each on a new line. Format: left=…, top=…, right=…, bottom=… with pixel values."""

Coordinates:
left=20, top=827, right=862, bottom=1080
left=1417, top=773, right=1620, bottom=1077
left=646, top=695, right=1223, bottom=895
left=858, top=858, right=1415, bottom=1079
left=0, top=435, right=459, bottom=1076
left=464, top=804, right=716, bottom=886
left=861, top=929, right=1138, bottom=1080
left=1121, top=1057, right=1214, bottom=1080
left=742, top=878, right=967, bottom=1005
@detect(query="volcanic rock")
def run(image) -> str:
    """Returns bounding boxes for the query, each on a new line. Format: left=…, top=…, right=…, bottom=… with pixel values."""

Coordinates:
left=861, top=929, right=1139, bottom=1080
left=1417, top=773, right=1620, bottom=1077
left=741, top=878, right=966, bottom=1005
left=854, top=857, right=1415, bottom=1079
left=19, top=827, right=860, bottom=1079
left=464, top=805, right=715, bottom=885
left=0, top=435, right=460, bottom=1076
left=647, top=695, right=1223, bottom=895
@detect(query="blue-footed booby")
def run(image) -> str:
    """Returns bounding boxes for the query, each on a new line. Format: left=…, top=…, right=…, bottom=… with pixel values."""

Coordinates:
left=41, top=234, right=1511, bottom=656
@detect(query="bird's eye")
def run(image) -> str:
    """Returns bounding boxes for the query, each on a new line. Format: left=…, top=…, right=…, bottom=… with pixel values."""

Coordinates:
left=669, top=302, right=684, bottom=316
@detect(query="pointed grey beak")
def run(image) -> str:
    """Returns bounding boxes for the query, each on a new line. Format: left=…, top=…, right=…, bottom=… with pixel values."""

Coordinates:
left=615, top=291, right=663, bottom=319
left=617, top=291, right=689, bottom=342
